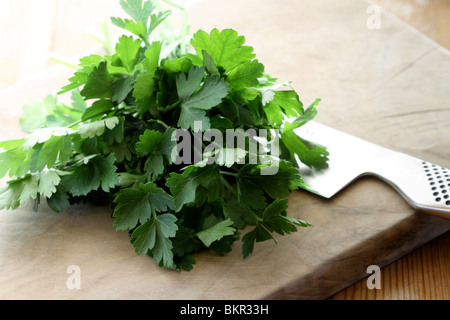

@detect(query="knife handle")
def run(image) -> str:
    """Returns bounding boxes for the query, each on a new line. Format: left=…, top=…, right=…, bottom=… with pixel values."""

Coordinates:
left=371, top=152, right=450, bottom=219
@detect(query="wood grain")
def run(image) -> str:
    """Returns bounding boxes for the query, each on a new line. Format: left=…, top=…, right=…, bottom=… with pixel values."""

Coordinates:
left=371, top=0, right=450, bottom=50
left=331, top=0, right=450, bottom=300
left=332, top=232, right=450, bottom=299
left=0, top=0, right=448, bottom=300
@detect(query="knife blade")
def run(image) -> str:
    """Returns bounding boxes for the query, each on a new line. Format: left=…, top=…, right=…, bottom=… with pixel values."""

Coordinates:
left=294, top=121, right=450, bottom=219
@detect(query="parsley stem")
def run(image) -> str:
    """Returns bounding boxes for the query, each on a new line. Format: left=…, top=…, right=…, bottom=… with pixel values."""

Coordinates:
left=230, top=166, right=240, bottom=173
left=220, top=171, right=238, bottom=177
left=49, top=53, right=81, bottom=70
left=220, top=175, right=237, bottom=196
left=67, top=119, right=83, bottom=128
left=147, top=118, right=169, bottom=129
left=160, top=100, right=180, bottom=112
left=143, top=37, right=152, bottom=50
left=248, top=208, right=263, bottom=223
left=162, top=0, right=189, bottom=54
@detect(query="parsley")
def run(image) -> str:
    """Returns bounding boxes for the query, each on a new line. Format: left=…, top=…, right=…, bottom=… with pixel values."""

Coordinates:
left=0, top=0, right=328, bottom=271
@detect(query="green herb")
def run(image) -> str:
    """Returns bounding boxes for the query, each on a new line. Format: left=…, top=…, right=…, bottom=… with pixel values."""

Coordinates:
left=0, top=0, right=328, bottom=271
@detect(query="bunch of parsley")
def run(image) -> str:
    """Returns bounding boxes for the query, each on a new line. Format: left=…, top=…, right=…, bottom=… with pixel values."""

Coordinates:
left=0, top=0, right=328, bottom=271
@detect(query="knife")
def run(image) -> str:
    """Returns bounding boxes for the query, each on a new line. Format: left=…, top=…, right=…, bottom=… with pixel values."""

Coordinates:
left=294, top=121, right=450, bottom=219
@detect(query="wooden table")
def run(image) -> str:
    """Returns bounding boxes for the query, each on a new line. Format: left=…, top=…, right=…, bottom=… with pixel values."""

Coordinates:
left=0, top=0, right=449, bottom=300
left=332, top=0, right=450, bottom=300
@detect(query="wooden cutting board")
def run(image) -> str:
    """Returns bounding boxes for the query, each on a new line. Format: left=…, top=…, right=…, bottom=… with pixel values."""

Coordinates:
left=0, top=0, right=449, bottom=300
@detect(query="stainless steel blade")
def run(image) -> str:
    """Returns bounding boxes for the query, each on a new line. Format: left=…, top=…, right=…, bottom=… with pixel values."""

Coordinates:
left=294, top=121, right=450, bottom=219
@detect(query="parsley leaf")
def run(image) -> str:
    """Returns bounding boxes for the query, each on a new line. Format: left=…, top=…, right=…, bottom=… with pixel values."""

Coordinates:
left=176, top=66, right=229, bottom=130
left=166, top=165, right=223, bottom=211
left=37, top=168, right=64, bottom=198
left=113, top=182, right=174, bottom=230
left=19, top=92, right=86, bottom=133
left=62, top=154, right=118, bottom=197
left=78, top=117, right=120, bottom=139
left=113, top=35, right=142, bottom=73
left=281, top=121, right=329, bottom=170
left=133, top=41, right=162, bottom=114
left=227, top=59, right=264, bottom=103
left=263, top=90, right=304, bottom=126
left=0, top=174, right=39, bottom=210
left=236, top=160, right=303, bottom=209
left=58, top=55, right=104, bottom=94
left=80, top=61, right=113, bottom=100
left=0, top=0, right=328, bottom=271
left=23, top=127, right=74, bottom=151
left=242, top=198, right=311, bottom=258
left=190, top=28, right=256, bottom=73
left=196, top=218, right=236, bottom=247
left=131, top=213, right=178, bottom=269
left=136, top=127, right=176, bottom=181
left=111, top=0, right=170, bottom=48
left=241, top=224, right=272, bottom=259
left=47, top=187, right=71, bottom=213
left=0, top=139, right=29, bottom=179
left=113, top=181, right=177, bottom=268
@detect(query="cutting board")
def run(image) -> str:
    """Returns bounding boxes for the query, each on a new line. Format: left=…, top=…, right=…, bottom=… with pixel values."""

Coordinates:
left=0, top=0, right=449, bottom=300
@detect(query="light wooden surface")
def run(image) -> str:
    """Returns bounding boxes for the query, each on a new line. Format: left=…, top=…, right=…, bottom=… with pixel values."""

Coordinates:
left=332, top=0, right=450, bottom=300
left=372, top=0, right=450, bottom=50
left=0, top=0, right=449, bottom=300
left=0, top=0, right=121, bottom=90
